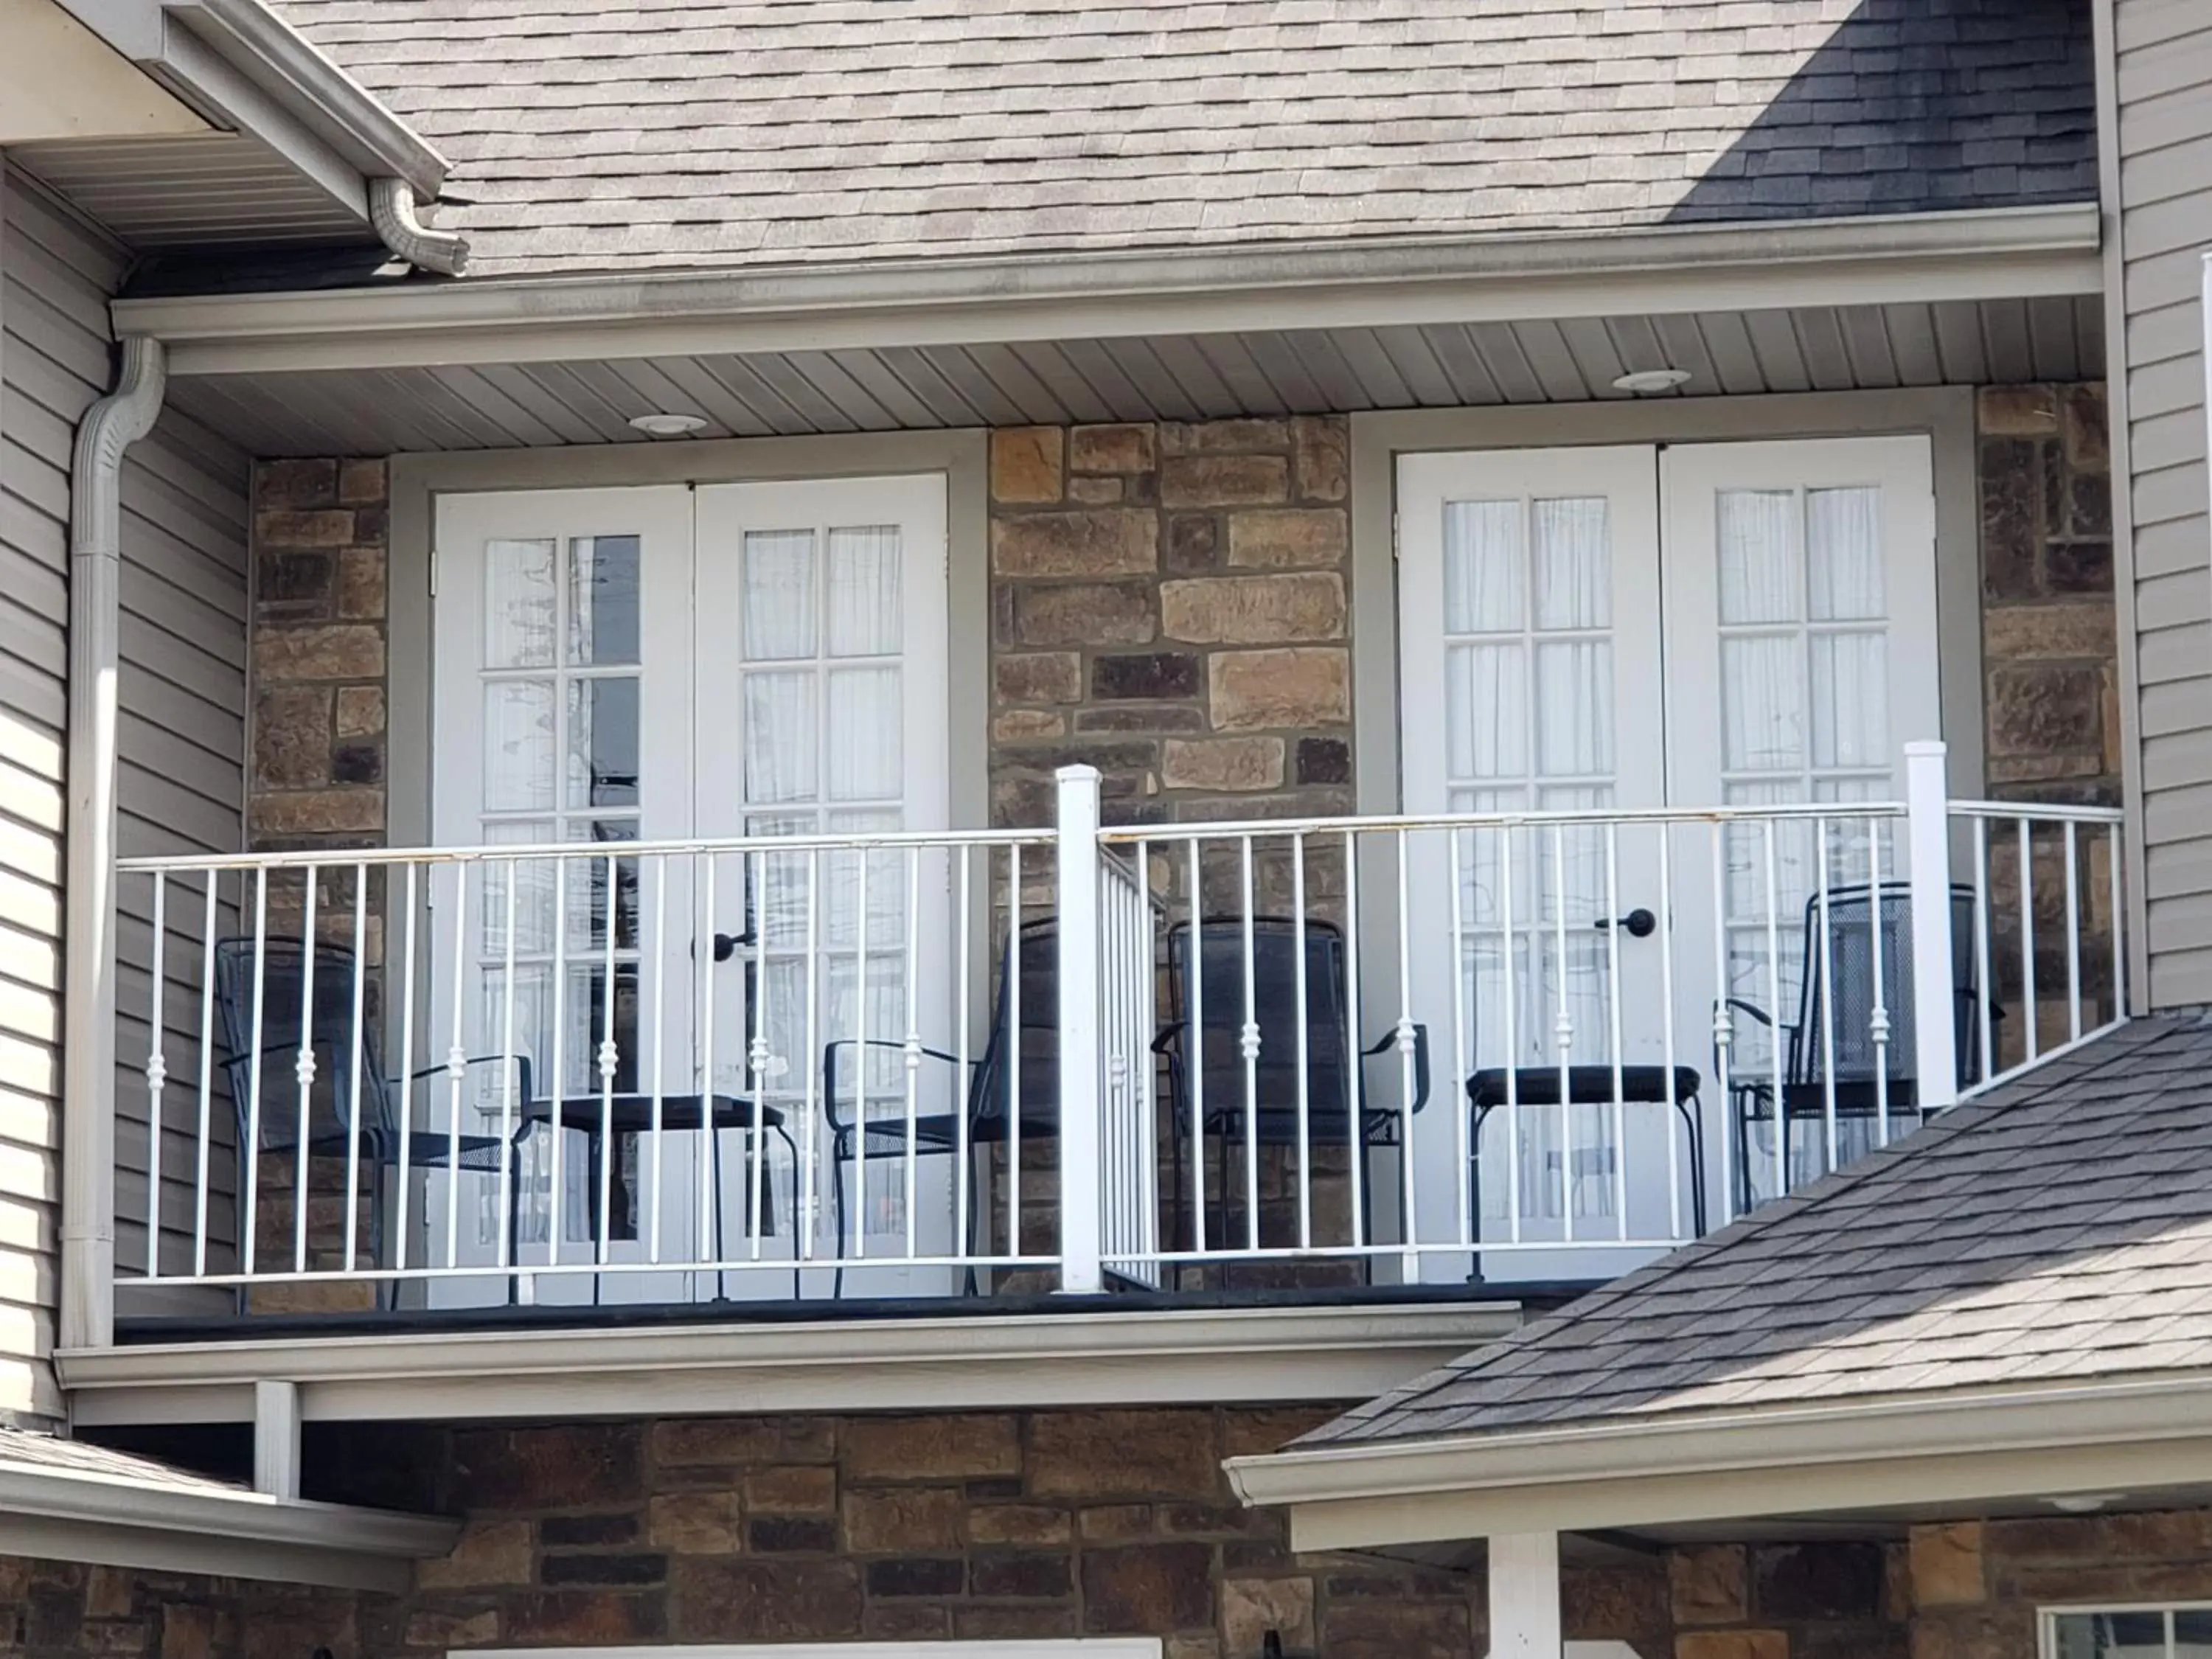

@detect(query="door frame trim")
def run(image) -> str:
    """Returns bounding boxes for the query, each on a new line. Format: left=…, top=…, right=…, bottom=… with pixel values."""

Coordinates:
left=389, top=430, right=991, bottom=855
left=1350, top=390, right=1984, bottom=816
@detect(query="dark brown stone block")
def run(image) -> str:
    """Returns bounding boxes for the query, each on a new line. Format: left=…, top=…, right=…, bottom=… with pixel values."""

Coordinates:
left=1092, top=653, right=1202, bottom=700
left=1081, top=1543, right=1214, bottom=1632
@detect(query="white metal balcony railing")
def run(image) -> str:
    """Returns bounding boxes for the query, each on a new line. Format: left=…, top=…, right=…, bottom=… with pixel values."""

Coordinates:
left=108, top=742, right=2126, bottom=1315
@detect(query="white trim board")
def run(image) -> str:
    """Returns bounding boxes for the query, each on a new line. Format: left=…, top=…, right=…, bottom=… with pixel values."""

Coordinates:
left=63, top=1301, right=1524, bottom=1425
left=118, top=204, right=2102, bottom=377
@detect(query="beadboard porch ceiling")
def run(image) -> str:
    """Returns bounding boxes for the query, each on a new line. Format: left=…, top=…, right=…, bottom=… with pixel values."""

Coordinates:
left=166, top=296, right=2105, bottom=456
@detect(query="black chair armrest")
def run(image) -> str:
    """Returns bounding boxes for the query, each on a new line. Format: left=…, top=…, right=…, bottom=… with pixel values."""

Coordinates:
left=1722, top=997, right=1779, bottom=1029
left=1150, top=1020, right=1186, bottom=1055
left=1360, top=1021, right=1431, bottom=1114
left=821, top=1037, right=968, bottom=1132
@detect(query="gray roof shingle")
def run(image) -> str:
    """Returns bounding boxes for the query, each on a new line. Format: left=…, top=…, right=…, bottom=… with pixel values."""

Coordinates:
left=272, top=0, right=2096, bottom=280
left=1301, top=1013, right=2212, bottom=1450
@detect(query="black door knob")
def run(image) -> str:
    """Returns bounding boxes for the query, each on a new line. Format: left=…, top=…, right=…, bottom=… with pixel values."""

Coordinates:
left=1594, top=908, right=1658, bottom=939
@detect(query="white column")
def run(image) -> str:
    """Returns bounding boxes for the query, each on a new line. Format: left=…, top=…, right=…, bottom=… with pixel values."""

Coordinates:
left=1905, top=740, right=1959, bottom=1111
left=1054, top=765, right=1104, bottom=1295
left=254, top=1379, right=302, bottom=1500
left=1489, top=1531, right=1564, bottom=1658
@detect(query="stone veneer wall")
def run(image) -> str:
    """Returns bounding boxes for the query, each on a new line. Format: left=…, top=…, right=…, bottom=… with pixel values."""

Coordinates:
left=248, top=459, right=392, bottom=850
left=987, top=418, right=1355, bottom=829
left=18, top=1419, right=2212, bottom=1658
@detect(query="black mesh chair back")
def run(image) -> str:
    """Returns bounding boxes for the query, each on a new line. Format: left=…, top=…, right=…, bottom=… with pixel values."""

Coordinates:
left=212, top=937, right=391, bottom=1156
left=1794, top=883, right=1980, bottom=1091
left=1166, top=919, right=1357, bottom=1144
left=969, top=919, right=1061, bottom=1137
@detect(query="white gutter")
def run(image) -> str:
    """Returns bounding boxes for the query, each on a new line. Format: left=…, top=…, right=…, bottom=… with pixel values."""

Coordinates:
left=0, top=1453, right=457, bottom=1592
left=116, top=201, right=2104, bottom=378
left=60, top=337, right=166, bottom=1356
left=1225, top=1368, right=2212, bottom=1550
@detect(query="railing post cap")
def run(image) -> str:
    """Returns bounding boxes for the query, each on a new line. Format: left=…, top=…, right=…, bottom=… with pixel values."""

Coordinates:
left=1055, top=763, right=1102, bottom=783
left=1905, top=739, right=1948, bottom=758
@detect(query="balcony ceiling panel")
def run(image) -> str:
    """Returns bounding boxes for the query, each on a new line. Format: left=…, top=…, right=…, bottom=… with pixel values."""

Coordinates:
left=167, top=296, right=2109, bottom=459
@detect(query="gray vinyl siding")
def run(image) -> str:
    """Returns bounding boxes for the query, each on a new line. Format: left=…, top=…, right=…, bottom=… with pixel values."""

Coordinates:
left=2115, top=0, right=2212, bottom=1007
left=0, top=161, right=246, bottom=1403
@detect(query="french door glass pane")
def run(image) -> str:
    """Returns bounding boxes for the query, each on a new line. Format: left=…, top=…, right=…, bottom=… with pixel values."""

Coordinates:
left=2174, top=1610, right=2212, bottom=1658
left=827, top=667, right=902, bottom=801
left=483, top=681, right=557, bottom=810
left=827, top=526, right=902, bottom=656
left=742, top=529, right=817, bottom=661
left=568, top=535, right=640, bottom=664
left=1531, top=498, right=1610, bottom=629
left=1717, top=490, right=1798, bottom=625
left=1444, top=500, right=1523, bottom=631
left=1806, top=487, right=1884, bottom=619
left=484, top=538, right=557, bottom=668
left=1447, top=644, right=1526, bottom=780
left=744, top=672, right=818, bottom=804
left=567, top=678, right=640, bottom=808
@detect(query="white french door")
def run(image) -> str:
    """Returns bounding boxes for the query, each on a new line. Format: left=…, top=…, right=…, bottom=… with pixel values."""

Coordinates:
left=425, top=476, right=949, bottom=1304
left=1397, top=434, right=1939, bottom=1275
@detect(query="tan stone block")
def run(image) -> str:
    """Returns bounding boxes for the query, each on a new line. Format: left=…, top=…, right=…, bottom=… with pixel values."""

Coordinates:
left=1909, top=1522, right=1985, bottom=1607
left=841, top=1413, right=1020, bottom=1481
left=418, top=1520, right=533, bottom=1588
left=971, top=1504, right=1072, bottom=1545
left=672, top=1559, right=863, bottom=1641
left=257, top=508, right=358, bottom=549
left=1029, top=1410, right=1219, bottom=1500
left=84, top=1566, right=133, bottom=1618
left=1228, top=508, right=1349, bottom=568
left=992, top=427, right=1065, bottom=504
left=257, top=459, right=339, bottom=509
left=745, top=1463, right=836, bottom=1512
left=1222, top=1577, right=1315, bottom=1652
left=1670, top=1545, right=1748, bottom=1625
left=1293, top=416, right=1349, bottom=501
left=257, top=624, right=385, bottom=682
left=994, top=710, right=1066, bottom=740
left=159, top=1604, right=215, bottom=1659
left=243, top=1277, right=378, bottom=1314
left=1676, top=1633, right=1787, bottom=1659
left=1166, top=1637, right=1223, bottom=1659
left=1161, top=455, right=1291, bottom=509
left=1162, top=737, right=1284, bottom=793
left=1078, top=1504, right=1153, bottom=1541
left=337, top=548, right=386, bottom=620
left=2063, top=385, right=2109, bottom=470
left=1014, top=580, right=1157, bottom=646
left=1978, top=387, right=2060, bottom=437
left=649, top=1491, right=740, bottom=1553
left=1071, top=423, right=1157, bottom=474
left=1208, top=647, right=1351, bottom=731
left=1161, top=573, right=1343, bottom=644
left=995, top=652, right=1084, bottom=705
left=651, top=1416, right=835, bottom=1467
left=958, top=1604, right=1082, bottom=1641
left=841, top=1486, right=964, bottom=1553
left=1169, top=419, right=1292, bottom=455
left=403, top=1610, right=499, bottom=1649
left=337, top=459, right=388, bottom=505
left=1982, top=600, right=2116, bottom=663
left=254, top=684, right=333, bottom=790
left=504, top=1590, right=661, bottom=1646
left=1988, top=663, right=2103, bottom=758
left=334, top=686, right=386, bottom=739
left=992, top=510, right=1156, bottom=577
left=1069, top=476, right=1125, bottom=504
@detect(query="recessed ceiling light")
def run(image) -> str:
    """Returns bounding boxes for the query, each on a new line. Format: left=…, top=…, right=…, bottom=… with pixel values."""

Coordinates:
left=627, top=412, right=707, bottom=437
left=1613, top=368, right=1694, bottom=394
left=2046, top=1493, right=2125, bottom=1514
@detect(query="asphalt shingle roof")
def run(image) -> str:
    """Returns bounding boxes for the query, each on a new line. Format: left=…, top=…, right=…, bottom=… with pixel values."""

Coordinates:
left=274, top=0, right=2096, bottom=280
left=0, top=1430, right=246, bottom=1495
left=1303, top=1013, right=2212, bottom=1450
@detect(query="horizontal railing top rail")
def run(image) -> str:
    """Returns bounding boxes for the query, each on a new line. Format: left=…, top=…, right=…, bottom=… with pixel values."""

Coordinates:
left=1098, top=800, right=1909, bottom=845
left=117, top=824, right=1055, bottom=874
left=1946, top=799, right=2127, bottom=824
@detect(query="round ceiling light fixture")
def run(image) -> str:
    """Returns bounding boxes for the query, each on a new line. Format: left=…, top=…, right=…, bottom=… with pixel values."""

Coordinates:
left=1613, top=367, right=1694, bottom=394
left=627, top=411, right=708, bottom=437
left=2046, top=1493, right=2125, bottom=1514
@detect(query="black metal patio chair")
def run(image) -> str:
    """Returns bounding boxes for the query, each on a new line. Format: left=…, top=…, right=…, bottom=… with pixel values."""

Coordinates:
left=1155, top=917, right=1430, bottom=1262
left=212, top=938, right=532, bottom=1298
left=821, top=918, right=1060, bottom=1290
left=1723, top=881, right=1989, bottom=1208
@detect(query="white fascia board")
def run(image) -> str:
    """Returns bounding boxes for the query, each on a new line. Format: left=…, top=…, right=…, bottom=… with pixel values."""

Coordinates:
left=60, top=1303, right=1523, bottom=1425
left=119, top=202, right=2104, bottom=378
left=1227, top=1368, right=2212, bottom=1549
left=0, top=1459, right=458, bottom=1591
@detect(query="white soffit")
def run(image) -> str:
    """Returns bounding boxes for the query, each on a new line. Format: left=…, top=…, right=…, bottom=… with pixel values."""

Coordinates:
left=0, top=0, right=207, bottom=143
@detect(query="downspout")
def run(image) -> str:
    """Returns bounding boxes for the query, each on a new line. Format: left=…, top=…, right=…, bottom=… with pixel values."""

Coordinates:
left=367, top=178, right=467, bottom=276
left=60, top=335, right=167, bottom=1354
